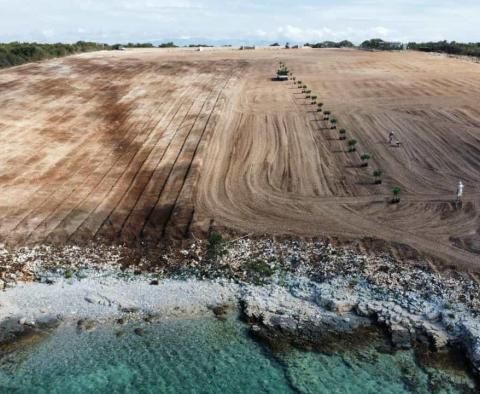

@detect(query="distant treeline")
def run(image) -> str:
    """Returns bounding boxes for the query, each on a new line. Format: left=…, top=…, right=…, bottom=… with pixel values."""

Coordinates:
left=360, top=39, right=404, bottom=50
left=305, top=40, right=354, bottom=48
left=112, top=42, right=154, bottom=49
left=407, top=41, right=480, bottom=58
left=0, top=41, right=108, bottom=69
left=360, top=39, right=480, bottom=58
left=0, top=40, right=190, bottom=69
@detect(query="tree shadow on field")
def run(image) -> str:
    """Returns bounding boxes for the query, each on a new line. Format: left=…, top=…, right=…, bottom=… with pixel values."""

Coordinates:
left=345, top=164, right=363, bottom=169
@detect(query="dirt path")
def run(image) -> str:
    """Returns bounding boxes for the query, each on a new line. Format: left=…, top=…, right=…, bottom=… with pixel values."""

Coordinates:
left=0, top=48, right=479, bottom=268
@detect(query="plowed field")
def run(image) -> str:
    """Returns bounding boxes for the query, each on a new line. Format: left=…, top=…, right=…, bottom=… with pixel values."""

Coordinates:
left=0, top=48, right=479, bottom=268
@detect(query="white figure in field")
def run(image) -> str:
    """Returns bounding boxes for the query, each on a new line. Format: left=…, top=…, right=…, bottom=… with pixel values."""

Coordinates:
left=456, top=180, right=464, bottom=204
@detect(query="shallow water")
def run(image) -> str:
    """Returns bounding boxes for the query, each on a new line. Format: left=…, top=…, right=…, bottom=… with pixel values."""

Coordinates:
left=0, top=315, right=476, bottom=393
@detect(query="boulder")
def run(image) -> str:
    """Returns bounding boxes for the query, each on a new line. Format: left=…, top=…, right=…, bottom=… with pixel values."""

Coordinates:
left=134, top=328, right=145, bottom=336
left=327, top=298, right=358, bottom=314
left=390, top=324, right=412, bottom=348
left=77, top=319, right=96, bottom=332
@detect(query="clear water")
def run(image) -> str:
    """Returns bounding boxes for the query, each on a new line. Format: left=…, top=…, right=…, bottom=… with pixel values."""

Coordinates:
left=0, top=314, right=476, bottom=393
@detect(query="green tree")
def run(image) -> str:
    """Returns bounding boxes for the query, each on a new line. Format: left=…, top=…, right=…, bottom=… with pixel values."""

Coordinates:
left=392, top=186, right=401, bottom=203
left=373, top=169, right=383, bottom=184
left=360, top=153, right=371, bottom=167
left=330, top=118, right=337, bottom=129
left=339, top=128, right=347, bottom=140
left=348, top=139, right=357, bottom=152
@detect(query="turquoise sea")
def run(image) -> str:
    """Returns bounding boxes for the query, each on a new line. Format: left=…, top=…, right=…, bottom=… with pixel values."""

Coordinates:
left=0, top=314, right=477, bottom=393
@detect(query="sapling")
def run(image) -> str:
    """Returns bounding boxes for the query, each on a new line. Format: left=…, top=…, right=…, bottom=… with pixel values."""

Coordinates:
left=317, top=103, right=324, bottom=112
left=339, top=128, right=346, bottom=140
left=392, top=186, right=401, bottom=203
left=373, top=169, right=383, bottom=184
left=360, top=153, right=371, bottom=167
left=348, top=139, right=357, bottom=152
left=330, top=118, right=337, bottom=129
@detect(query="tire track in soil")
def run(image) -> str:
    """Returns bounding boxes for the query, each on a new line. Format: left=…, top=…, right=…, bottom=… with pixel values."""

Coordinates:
left=44, top=73, right=211, bottom=244
left=89, top=72, right=220, bottom=243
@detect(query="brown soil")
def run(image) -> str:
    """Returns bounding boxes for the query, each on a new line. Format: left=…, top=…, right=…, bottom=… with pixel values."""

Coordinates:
left=0, top=48, right=479, bottom=269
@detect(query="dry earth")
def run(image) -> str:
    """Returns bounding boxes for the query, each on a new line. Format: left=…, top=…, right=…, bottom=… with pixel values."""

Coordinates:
left=0, top=48, right=479, bottom=269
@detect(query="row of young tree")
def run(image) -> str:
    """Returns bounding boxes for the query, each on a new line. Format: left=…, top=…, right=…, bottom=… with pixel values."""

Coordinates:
left=0, top=41, right=108, bottom=69
left=284, top=63, right=402, bottom=204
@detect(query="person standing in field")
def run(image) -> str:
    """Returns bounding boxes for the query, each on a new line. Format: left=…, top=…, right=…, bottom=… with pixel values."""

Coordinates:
left=456, top=180, right=464, bottom=207
left=388, top=131, right=395, bottom=145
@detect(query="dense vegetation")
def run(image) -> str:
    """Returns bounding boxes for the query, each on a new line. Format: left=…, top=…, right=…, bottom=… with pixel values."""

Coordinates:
left=305, top=40, right=354, bottom=48
left=0, top=41, right=109, bottom=69
left=187, top=44, right=213, bottom=48
left=360, top=39, right=404, bottom=50
left=407, top=41, right=480, bottom=57
left=158, top=42, right=178, bottom=48
left=112, top=43, right=154, bottom=49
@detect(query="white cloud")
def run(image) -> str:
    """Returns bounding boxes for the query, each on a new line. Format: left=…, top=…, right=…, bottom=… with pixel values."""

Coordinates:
left=0, top=0, right=478, bottom=44
left=370, top=26, right=392, bottom=38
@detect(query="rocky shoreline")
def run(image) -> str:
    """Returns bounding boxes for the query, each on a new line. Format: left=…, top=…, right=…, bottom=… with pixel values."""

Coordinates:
left=1, top=236, right=480, bottom=381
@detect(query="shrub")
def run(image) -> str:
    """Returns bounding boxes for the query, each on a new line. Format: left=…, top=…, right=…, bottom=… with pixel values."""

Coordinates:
left=247, top=260, right=275, bottom=277
left=207, top=232, right=227, bottom=261
left=339, top=128, right=347, bottom=140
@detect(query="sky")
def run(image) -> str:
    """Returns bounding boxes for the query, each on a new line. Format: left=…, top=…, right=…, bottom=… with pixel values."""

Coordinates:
left=0, top=0, right=479, bottom=45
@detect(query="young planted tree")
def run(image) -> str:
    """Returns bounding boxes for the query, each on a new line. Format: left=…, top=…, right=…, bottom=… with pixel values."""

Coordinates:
left=360, top=153, right=371, bottom=167
left=391, top=186, right=401, bottom=203
left=311, top=95, right=317, bottom=104
left=348, top=139, right=357, bottom=152
left=330, top=118, right=337, bottom=129
left=373, top=169, right=383, bottom=184
left=323, top=110, right=331, bottom=120
left=302, top=84, right=307, bottom=92
left=339, top=128, right=347, bottom=140
left=317, top=103, right=324, bottom=112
